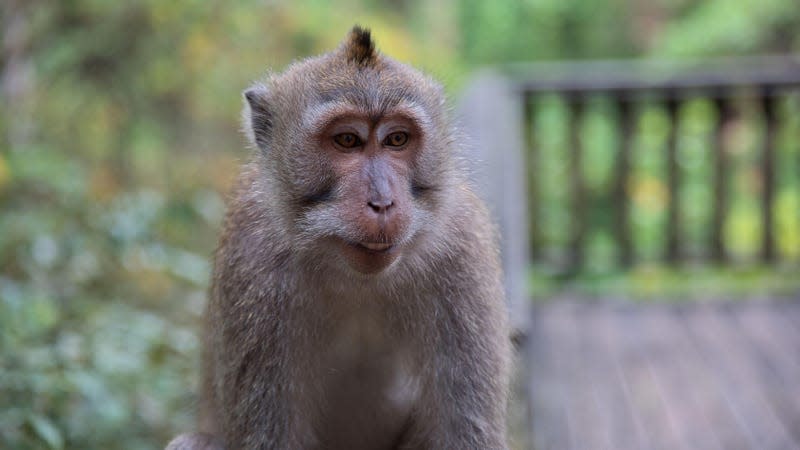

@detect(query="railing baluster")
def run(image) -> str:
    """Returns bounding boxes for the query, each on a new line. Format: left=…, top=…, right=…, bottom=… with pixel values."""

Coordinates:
left=711, top=97, right=730, bottom=263
left=567, top=95, right=585, bottom=271
left=615, top=97, right=634, bottom=267
left=665, top=96, right=681, bottom=264
left=524, top=94, right=540, bottom=260
left=760, top=91, right=777, bottom=263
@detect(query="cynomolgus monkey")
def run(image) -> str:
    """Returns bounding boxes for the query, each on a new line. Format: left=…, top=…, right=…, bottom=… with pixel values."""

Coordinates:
left=166, top=26, right=511, bottom=450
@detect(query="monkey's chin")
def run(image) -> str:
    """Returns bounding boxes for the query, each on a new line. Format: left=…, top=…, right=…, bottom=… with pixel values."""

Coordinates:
left=339, top=240, right=401, bottom=275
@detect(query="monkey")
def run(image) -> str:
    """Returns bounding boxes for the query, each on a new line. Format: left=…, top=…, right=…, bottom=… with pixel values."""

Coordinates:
left=165, top=26, right=511, bottom=450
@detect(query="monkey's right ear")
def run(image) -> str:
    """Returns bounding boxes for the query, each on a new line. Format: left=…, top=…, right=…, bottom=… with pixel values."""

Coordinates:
left=243, top=84, right=273, bottom=150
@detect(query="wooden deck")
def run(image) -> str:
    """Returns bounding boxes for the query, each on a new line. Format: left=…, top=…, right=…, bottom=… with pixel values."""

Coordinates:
left=520, top=297, right=800, bottom=450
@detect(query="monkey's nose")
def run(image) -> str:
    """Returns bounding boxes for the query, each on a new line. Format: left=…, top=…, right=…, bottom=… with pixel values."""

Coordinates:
left=367, top=199, right=394, bottom=214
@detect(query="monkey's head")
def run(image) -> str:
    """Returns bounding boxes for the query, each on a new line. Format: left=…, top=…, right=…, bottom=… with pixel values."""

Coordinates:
left=243, top=26, right=457, bottom=275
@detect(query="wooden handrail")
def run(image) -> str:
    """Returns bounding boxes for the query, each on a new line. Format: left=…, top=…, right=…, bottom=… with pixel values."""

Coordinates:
left=509, top=55, right=800, bottom=97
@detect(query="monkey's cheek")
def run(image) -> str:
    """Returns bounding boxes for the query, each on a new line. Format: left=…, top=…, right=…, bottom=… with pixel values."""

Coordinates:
left=339, top=241, right=401, bottom=275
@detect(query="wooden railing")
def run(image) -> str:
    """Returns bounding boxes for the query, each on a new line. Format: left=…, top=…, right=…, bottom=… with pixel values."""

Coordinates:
left=459, top=56, right=800, bottom=329
left=516, top=56, right=800, bottom=272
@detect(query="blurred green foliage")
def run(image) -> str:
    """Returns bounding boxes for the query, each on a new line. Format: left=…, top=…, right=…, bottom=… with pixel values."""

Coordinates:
left=1, top=0, right=799, bottom=448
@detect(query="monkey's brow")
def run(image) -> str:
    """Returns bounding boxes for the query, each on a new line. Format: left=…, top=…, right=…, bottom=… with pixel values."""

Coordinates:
left=302, top=100, right=431, bottom=132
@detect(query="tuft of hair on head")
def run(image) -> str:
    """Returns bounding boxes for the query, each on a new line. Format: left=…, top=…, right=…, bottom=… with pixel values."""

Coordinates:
left=343, top=25, right=377, bottom=67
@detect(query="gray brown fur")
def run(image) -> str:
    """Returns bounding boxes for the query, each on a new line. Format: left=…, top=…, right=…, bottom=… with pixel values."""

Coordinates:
left=166, top=26, right=511, bottom=450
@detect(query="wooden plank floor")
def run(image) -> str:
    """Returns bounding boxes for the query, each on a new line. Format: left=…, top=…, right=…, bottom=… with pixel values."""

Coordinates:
left=525, top=297, right=800, bottom=450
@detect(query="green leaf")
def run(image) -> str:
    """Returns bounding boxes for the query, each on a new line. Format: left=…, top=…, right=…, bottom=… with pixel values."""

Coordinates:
left=27, top=414, right=64, bottom=450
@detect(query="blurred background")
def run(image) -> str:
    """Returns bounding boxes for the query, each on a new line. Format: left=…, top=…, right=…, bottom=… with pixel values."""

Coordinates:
left=1, top=1, right=799, bottom=449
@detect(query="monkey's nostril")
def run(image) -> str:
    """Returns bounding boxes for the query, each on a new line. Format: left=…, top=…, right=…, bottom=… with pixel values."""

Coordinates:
left=367, top=200, right=394, bottom=214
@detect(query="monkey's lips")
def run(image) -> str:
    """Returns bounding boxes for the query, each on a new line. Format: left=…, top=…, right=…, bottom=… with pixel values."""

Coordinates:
left=338, top=239, right=400, bottom=274
left=357, top=242, right=394, bottom=252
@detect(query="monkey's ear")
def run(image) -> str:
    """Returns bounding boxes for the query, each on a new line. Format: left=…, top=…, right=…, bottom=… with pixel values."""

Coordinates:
left=243, top=84, right=273, bottom=150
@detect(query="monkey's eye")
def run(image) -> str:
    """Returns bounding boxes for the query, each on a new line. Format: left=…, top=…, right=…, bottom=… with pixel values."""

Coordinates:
left=383, top=132, right=409, bottom=148
left=333, top=133, right=362, bottom=149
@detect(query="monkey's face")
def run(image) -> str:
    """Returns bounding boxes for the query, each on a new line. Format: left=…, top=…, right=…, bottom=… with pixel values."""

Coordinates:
left=243, top=30, right=452, bottom=276
left=301, top=103, right=433, bottom=275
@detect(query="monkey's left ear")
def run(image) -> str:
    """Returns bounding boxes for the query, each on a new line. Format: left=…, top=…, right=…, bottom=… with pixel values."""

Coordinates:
left=243, top=84, right=273, bottom=150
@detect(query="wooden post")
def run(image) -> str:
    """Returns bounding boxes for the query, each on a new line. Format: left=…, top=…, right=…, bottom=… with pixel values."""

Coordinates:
left=458, top=71, right=531, bottom=336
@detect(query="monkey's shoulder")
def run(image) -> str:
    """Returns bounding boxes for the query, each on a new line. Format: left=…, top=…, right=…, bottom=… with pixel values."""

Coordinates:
left=443, top=185, right=500, bottom=259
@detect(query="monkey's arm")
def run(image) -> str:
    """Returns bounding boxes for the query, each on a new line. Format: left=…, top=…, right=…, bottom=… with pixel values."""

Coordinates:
left=399, top=308, right=510, bottom=450
left=207, top=285, right=305, bottom=450
left=422, top=300, right=511, bottom=450
left=206, top=220, right=303, bottom=450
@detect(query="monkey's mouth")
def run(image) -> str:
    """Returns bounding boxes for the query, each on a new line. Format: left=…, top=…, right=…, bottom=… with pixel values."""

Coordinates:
left=338, top=239, right=401, bottom=274
left=355, top=241, right=394, bottom=253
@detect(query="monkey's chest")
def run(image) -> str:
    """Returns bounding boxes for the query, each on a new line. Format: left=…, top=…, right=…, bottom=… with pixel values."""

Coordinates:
left=312, top=317, right=420, bottom=449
